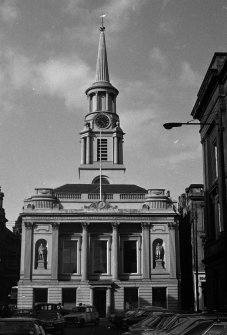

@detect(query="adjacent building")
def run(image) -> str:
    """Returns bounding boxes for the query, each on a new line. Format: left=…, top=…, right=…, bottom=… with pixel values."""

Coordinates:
left=17, top=26, right=180, bottom=316
left=0, top=188, right=21, bottom=304
left=178, top=184, right=205, bottom=312
left=191, top=53, right=227, bottom=311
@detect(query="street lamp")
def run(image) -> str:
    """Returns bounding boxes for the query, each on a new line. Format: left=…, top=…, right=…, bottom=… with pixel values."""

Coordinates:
left=163, top=122, right=213, bottom=129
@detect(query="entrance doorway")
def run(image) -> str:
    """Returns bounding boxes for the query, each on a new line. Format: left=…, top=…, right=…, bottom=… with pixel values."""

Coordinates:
left=33, top=288, right=48, bottom=306
left=93, top=289, right=106, bottom=317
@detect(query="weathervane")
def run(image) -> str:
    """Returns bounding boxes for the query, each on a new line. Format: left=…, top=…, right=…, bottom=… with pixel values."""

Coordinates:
left=100, top=14, right=106, bottom=31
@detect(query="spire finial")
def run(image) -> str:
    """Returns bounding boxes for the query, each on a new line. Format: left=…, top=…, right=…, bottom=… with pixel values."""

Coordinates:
left=100, top=14, right=106, bottom=31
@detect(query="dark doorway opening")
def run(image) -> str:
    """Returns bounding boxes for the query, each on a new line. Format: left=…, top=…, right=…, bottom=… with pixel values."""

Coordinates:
left=93, top=289, right=106, bottom=317
left=62, top=288, right=77, bottom=309
left=33, top=288, right=48, bottom=306
left=152, top=287, right=167, bottom=308
left=124, top=287, right=138, bottom=309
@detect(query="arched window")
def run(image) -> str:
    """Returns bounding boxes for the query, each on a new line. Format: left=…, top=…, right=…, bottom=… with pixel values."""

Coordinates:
left=92, top=176, right=110, bottom=185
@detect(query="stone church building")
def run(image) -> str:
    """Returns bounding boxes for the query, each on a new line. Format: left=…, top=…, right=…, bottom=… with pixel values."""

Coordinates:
left=17, top=25, right=179, bottom=316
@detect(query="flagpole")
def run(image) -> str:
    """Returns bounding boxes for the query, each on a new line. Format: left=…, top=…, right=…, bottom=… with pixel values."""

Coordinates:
left=99, top=128, right=102, bottom=201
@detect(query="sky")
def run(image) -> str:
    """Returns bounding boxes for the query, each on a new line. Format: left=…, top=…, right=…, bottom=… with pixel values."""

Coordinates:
left=0, top=0, right=226, bottom=222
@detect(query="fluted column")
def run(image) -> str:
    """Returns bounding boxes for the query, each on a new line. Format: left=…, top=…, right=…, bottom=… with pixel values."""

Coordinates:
left=112, top=221, right=120, bottom=280
left=24, top=222, right=33, bottom=280
left=51, top=223, right=60, bottom=280
left=81, top=138, right=86, bottom=164
left=141, top=222, right=151, bottom=279
left=81, top=222, right=90, bottom=281
left=86, top=136, right=91, bottom=164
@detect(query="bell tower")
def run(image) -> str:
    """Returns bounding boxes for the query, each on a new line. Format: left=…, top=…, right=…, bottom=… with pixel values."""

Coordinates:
left=78, top=24, right=126, bottom=184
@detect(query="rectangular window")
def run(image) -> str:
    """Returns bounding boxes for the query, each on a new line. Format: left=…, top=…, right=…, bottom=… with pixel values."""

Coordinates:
left=123, top=240, right=137, bottom=273
left=33, top=288, right=48, bottom=305
left=62, top=240, right=77, bottom=274
left=62, top=288, right=76, bottom=309
left=152, top=287, right=167, bottom=308
left=124, top=288, right=138, bottom=309
left=97, top=139, right=108, bottom=161
left=93, top=240, right=107, bottom=273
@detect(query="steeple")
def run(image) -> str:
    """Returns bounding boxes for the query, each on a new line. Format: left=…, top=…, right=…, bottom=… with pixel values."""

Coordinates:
left=78, top=24, right=125, bottom=184
left=95, top=26, right=110, bottom=83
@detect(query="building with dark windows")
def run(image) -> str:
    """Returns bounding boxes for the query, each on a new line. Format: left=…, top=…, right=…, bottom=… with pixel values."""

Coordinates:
left=178, top=184, right=205, bottom=312
left=0, top=188, right=21, bottom=305
left=191, top=53, right=227, bottom=311
left=17, top=26, right=179, bottom=316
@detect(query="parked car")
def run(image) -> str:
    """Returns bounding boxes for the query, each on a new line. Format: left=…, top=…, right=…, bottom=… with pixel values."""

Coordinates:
left=140, top=314, right=226, bottom=335
left=0, top=317, right=46, bottom=335
left=122, top=306, right=167, bottom=329
left=33, top=310, right=65, bottom=334
left=0, top=304, right=12, bottom=318
left=109, top=309, right=138, bottom=327
left=202, top=321, right=227, bottom=335
left=11, top=308, right=34, bottom=318
left=126, top=313, right=176, bottom=335
left=34, top=303, right=69, bottom=315
left=64, top=305, right=99, bottom=327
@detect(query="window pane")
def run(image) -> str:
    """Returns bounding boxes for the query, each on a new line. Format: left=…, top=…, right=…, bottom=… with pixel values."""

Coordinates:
left=124, top=241, right=137, bottom=273
left=62, top=241, right=77, bottom=273
left=124, top=288, right=138, bottom=309
left=93, top=240, right=107, bottom=273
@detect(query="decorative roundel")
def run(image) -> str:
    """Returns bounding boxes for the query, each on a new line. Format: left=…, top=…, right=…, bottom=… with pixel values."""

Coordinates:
left=95, top=113, right=110, bottom=129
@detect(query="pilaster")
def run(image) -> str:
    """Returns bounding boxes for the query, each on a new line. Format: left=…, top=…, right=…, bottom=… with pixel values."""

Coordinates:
left=141, top=222, right=151, bottom=279
left=51, top=222, right=60, bottom=280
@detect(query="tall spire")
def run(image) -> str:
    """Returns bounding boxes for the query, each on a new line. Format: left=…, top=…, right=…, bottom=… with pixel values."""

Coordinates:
left=95, top=25, right=110, bottom=83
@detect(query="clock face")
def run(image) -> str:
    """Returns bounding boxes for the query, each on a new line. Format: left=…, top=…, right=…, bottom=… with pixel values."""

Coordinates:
left=95, top=113, right=110, bottom=129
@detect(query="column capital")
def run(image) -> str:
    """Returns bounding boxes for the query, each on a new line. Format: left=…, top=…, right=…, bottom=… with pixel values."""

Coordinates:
left=82, top=222, right=90, bottom=230
left=52, top=222, right=60, bottom=230
left=168, top=222, right=176, bottom=230
left=112, top=221, right=120, bottom=230
left=141, top=222, right=151, bottom=230
left=24, top=222, right=33, bottom=230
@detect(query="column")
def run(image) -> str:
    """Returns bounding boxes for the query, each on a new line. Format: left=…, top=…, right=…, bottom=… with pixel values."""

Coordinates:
left=112, top=221, right=120, bottom=280
left=51, top=223, right=60, bottom=280
left=96, top=93, right=99, bottom=110
left=168, top=222, right=176, bottom=276
left=106, top=287, right=111, bottom=317
left=119, top=138, right=123, bottom=164
left=81, top=138, right=86, bottom=164
left=81, top=222, right=89, bottom=281
left=113, top=137, right=118, bottom=164
left=141, top=222, right=150, bottom=279
left=106, top=92, right=110, bottom=111
left=86, top=136, right=90, bottom=164
left=24, top=222, right=33, bottom=280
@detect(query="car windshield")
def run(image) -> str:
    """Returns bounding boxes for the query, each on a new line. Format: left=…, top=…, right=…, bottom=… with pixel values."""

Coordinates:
left=72, top=307, right=86, bottom=313
left=206, top=324, right=227, bottom=335
left=0, top=321, right=35, bottom=335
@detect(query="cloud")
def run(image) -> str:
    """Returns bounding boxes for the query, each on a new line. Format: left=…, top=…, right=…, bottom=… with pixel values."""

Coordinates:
left=62, top=0, right=148, bottom=32
left=0, top=48, right=94, bottom=119
left=37, top=57, right=92, bottom=108
left=178, top=61, right=201, bottom=88
left=149, top=47, right=168, bottom=71
left=0, top=0, right=19, bottom=23
left=157, top=20, right=176, bottom=35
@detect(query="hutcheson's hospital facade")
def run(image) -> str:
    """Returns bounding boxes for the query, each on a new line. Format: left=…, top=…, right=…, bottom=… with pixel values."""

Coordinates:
left=17, top=25, right=179, bottom=317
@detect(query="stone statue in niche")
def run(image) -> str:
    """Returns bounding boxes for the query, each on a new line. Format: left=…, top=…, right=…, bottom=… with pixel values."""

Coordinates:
left=35, top=239, right=48, bottom=269
left=153, top=239, right=165, bottom=269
